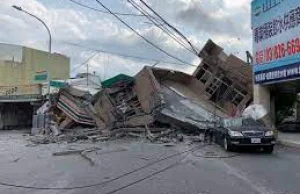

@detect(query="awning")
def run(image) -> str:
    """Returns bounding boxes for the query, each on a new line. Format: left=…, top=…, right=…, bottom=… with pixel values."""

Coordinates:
left=57, top=92, right=95, bottom=126
left=101, top=74, right=134, bottom=88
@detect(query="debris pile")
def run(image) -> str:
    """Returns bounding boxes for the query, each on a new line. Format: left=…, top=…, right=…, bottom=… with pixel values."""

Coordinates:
left=30, top=39, right=254, bottom=145
left=93, top=74, right=154, bottom=129
left=30, top=69, right=222, bottom=144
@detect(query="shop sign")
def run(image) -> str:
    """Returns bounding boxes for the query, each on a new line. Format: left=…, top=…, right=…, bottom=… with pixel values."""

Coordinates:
left=34, top=71, right=48, bottom=81
left=50, top=80, right=67, bottom=88
left=251, top=0, right=300, bottom=84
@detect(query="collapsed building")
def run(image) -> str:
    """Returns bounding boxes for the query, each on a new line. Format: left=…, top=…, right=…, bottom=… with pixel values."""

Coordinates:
left=193, top=39, right=253, bottom=117
left=30, top=39, right=253, bottom=141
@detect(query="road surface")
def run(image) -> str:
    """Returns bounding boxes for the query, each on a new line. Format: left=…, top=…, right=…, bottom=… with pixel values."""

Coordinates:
left=0, top=130, right=299, bottom=194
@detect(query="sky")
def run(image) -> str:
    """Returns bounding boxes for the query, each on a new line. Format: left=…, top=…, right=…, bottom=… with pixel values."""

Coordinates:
left=0, top=0, right=252, bottom=80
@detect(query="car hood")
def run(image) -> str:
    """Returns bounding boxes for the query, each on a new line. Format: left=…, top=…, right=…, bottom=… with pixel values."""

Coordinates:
left=228, top=125, right=269, bottom=132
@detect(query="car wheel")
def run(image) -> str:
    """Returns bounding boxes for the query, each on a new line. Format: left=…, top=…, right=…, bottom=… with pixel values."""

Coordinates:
left=223, top=137, right=233, bottom=152
left=263, top=145, right=274, bottom=153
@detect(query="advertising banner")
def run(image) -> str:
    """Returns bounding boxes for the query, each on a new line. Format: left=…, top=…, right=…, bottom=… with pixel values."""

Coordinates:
left=251, top=0, right=300, bottom=84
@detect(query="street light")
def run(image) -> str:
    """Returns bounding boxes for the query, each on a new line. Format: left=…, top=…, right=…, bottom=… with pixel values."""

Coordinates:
left=13, top=5, right=52, bottom=96
left=12, top=5, right=52, bottom=54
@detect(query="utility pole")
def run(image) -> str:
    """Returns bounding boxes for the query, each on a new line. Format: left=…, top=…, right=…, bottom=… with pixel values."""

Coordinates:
left=87, top=63, right=89, bottom=88
left=246, top=51, right=253, bottom=65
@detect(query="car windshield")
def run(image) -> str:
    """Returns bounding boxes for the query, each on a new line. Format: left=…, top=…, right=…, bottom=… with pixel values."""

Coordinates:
left=242, top=118, right=265, bottom=127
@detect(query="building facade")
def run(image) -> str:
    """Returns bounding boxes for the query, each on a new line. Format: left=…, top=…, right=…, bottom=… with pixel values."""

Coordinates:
left=193, top=39, right=253, bottom=116
left=0, top=43, right=70, bottom=129
left=0, top=43, right=70, bottom=98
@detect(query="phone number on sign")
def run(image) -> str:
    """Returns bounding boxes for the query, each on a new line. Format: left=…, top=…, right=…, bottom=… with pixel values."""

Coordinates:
left=255, top=37, right=300, bottom=64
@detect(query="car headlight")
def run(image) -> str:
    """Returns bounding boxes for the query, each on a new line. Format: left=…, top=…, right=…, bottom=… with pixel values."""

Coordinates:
left=228, top=131, right=243, bottom=137
left=265, top=131, right=274, bottom=137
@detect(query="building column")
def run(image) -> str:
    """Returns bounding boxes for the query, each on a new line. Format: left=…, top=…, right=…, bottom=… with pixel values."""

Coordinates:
left=270, top=93, right=276, bottom=124
left=0, top=104, right=3, bottom=130
left=253, top=85, right=275, bottom=129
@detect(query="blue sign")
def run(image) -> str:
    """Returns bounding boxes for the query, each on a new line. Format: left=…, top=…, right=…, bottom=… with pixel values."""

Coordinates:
left=251, top=0, right=300, bottom=84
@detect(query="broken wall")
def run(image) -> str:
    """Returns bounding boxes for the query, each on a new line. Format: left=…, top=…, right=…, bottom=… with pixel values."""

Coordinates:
left=134, top=67, right=227, bottom=131
left=94, top=91, right=116, bottom=128
left=134, top=66, right=162, bottom=113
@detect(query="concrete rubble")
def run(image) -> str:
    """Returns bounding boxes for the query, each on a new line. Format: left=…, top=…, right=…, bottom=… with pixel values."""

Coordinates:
left=30, top=39, right=253, bottom=145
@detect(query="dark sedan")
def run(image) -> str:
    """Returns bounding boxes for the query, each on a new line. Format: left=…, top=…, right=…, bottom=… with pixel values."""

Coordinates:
left=213, top=118, right=276, bottom=153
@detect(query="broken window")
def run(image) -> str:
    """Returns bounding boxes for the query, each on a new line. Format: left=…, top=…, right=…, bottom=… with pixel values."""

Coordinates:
left=209, top=76, right=234, bottom=104
left=206, top=78, right=222, bottom=95
left=223, top=84, right=248, bottom=106
left=196, top=69, right=205, bottom=80
left=221, top=77, right=232, bottom=86
left=234, top=84, right=248, bottom=96
left=196, top=64, right=213, bottom=84
left=231, top=90, right=244, bottom=106
left=200, top=71, right=212, bottom=84
left=211, top=82, right=229, bottom=103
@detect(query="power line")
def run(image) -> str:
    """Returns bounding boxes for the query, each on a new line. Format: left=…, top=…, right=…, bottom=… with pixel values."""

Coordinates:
left=127, top=0, right=191, bottom=48
left=67, top=0, right=153, bottom=17
left=63, top=41, right=197, bottom=67
left=103, top=156, right=185, bottom=194
left=94, top=0, right=193, bottom=66
left=0, top=145, right=206, bottom=190
left=138, top=0, right=199, bottom=55
left=127, top=0, right=196, bottom=55
left=144, top=21, right=165, bottom=26
left=70, top=51, right=100, bottom=73
left=137, top=0, right=199, bottom=55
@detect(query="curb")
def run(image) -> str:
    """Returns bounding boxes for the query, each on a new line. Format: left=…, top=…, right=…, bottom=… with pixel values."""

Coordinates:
left=278, top=140, right=300, bottom=149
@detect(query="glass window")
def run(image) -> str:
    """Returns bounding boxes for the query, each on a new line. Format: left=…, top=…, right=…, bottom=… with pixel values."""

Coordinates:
left=200, top=71, right=212, bottom=84
left=231, top=91, right=244, bottom=106
left=206, top=78, right=222, bottom=95
left=234, top=84, right=248, bottom=96
left=196, top=64, right=213, bottom=84
left=196, top=69, right=205, bottom=80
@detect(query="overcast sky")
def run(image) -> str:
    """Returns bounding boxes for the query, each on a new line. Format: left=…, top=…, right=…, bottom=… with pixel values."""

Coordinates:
left=0, top=0, right=252, bottom=79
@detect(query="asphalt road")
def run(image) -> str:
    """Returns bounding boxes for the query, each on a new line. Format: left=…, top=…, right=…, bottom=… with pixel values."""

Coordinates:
left=0, top=130, right=299, bottom=194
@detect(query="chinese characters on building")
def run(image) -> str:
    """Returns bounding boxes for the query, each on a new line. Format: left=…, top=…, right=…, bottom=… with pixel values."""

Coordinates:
left=254, top=6, right=300, bottom=43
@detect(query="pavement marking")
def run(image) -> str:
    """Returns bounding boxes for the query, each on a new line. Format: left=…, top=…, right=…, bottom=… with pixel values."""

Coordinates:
left=220, top=160, right=276, bottom=194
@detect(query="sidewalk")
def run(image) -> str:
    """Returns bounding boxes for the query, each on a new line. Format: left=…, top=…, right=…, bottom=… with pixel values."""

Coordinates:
left=277, top=131, right=300, bottom=148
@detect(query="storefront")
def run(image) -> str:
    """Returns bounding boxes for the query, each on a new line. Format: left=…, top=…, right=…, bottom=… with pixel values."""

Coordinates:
left=251, top=0, right=300, bottom=127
